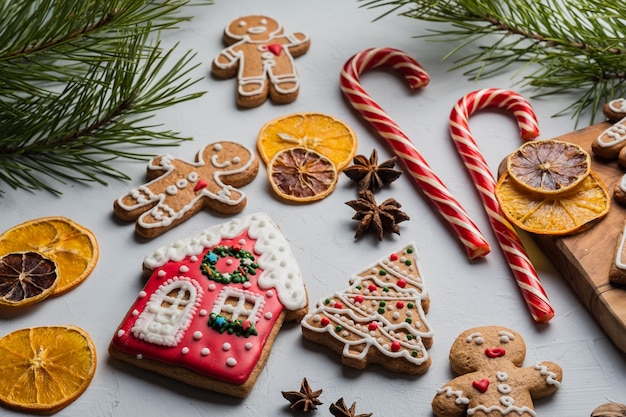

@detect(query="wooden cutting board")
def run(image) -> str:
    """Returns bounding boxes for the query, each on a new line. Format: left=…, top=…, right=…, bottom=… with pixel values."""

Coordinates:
left=531, top=121, right=626, bottom=353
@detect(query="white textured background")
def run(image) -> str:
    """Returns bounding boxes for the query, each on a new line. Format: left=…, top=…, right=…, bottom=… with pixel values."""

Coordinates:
left=1, top=1, right=624, bottom=416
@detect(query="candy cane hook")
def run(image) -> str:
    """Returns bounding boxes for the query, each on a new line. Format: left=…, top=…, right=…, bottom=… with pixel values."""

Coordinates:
left=341, top=47, right=491, bottom=260
left=449, top=88, right=554, bottom=323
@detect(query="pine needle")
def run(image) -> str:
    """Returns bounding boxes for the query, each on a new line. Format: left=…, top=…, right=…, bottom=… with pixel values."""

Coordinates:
left=360, top=0, right=626, bottom=125
left=0, top=0, right=210, bottom=194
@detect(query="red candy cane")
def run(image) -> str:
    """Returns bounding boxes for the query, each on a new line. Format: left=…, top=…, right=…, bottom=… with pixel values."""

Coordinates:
left=341, top=47, right=491, bottom=260
left=449, top=88, right=555, bottom=323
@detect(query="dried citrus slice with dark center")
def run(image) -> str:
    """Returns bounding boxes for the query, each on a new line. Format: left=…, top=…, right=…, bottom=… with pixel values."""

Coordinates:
left=506, top=139, right=591, bottom=194
left=268, top=147, right=338, bottom=202
left=0, top=217, right=98, bottom=296
left=0, top=252, right=57, bottom=307
left=495, top=171, right=610, bottom=235
left=0, top=325, right=96, bottom=414
left=258, top=112, right=357, bottom=171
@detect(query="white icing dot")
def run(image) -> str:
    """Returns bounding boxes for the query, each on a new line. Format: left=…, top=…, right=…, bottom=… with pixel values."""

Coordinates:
left=239, top=239, right=246, bottom=245
left=223, top=342, right=232, bottom=351
left=176, top=179, right=188, bottom=189
left=199, top=309, right=208, bottom=317
left=312, top=314, right=321, bottom=322
left=157, top=270, right=166, bottom=278
left=226, top=259, right=233, bottom=266
left=188, top=172, right=198, bottom=182
left=342, top=331, right=349, bottom=337
left=208, top=283, right=216, bottom=291
left=393, top=312, right=400, bottom=320
left=181, top=347, right=189, bottom=355
left=243, top=281, right=252, bottom=288
left=214, top=143, right=223, bottom=151
left=266, top=290, right=275, bottom=298
left=136, top=354, right=143, bottom=360
left=132, top=309, right=140, bottom=317
left=245, top=342, right=253, bottom=350
left=138, top=291, right=147, bottom=298
left=190, top=255, right=198, bottom=262
left=265, top=312, right=273, bottom=320
left=201, top=348, right=210, bottom=356
left=117, top=330, right=125, bottom=337
left=179, top=265, right=189, bottom=273
left=226, top=358, right=237, bottom=367
left=193, top=331, right=203, bottom=340
left=232, top=156, right=241, bottom=164
left=166, top=185, right=177, bottom=195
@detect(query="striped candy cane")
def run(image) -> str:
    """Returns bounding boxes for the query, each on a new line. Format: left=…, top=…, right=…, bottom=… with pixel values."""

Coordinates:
left=449, top=88, right=555, bottom=323
left=341, top=47, right=491, bottom=260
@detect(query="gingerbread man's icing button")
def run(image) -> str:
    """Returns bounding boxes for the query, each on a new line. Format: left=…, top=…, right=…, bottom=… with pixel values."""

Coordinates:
left=212, top=15, right=310, bottom=108
left=113, top=141, right=259, bottom=238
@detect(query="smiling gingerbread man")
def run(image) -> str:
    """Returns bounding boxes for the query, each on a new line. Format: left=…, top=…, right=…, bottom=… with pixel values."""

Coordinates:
left=114, top=141, right=259, bottom=238
left=432, top=326, right=562, bottom=417
left=212, top=15, right=310, bottom=108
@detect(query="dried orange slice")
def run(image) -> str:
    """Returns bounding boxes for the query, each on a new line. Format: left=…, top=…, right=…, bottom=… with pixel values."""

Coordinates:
left=0, top=252, right=58, bottom=307
left=257, top=112, right=357, bottom=171
left=0, top=325, right=96, bottom=414
left=0, top=217, right=98, bottom=296
left=268, top=147, right=338, bottom=202
left=506, top=139, right=591, bottom=194
left=495, top=171, right=610, bottom=235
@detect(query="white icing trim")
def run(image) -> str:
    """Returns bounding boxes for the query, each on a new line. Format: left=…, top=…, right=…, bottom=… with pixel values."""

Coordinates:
left=595, top=117, right=626, bottom=148
left=142, top=213, right=306, bottom=311
left=534, top=363, right=561, bottom=387
left=436, top=386, right=470, bottom=405
left=615, top=223, right=626, bottom=271
left=608, top=98, right=626, bottom=114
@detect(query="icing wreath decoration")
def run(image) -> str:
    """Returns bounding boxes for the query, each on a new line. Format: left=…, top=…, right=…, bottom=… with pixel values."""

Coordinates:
left=200, top=245, right=259, bottom=284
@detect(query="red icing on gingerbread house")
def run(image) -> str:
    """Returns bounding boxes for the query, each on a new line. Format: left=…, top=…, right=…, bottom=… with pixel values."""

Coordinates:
left=109, top=213, right=308, bottom=397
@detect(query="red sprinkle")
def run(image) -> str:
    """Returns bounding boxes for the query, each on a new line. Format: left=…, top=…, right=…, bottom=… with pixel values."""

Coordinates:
left=391, top=341, right=401, bottom=352
left=390, top=253, right=398, bottom=261
left=334, top=302, right=343, bottom=309
left=396, top=301, right=405, bottom=309
left=368, top=284, right=377, bottom=292
left=397, top=279, right=407, bottom=288
left=354, top=295, right=364, bottom=304
left=321, top=317, right=330, bottom=326
left=368, top=322, right=378, bottom=331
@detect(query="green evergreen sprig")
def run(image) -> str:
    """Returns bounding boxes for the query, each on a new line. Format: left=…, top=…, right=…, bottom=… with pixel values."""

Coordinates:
left=0, top=1, right=210, bottom=194
left=360, top=0, right=626, bottom=124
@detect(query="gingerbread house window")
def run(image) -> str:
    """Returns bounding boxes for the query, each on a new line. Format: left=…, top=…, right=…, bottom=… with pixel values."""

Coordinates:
left=132, top=277, right=202, bottom=347
left=208, top=287, right=266, bottom=337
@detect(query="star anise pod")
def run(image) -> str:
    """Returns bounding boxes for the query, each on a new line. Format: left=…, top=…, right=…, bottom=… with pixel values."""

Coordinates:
left=343, top=149, right=402, bottom=192
left=281, top=378, right=323, bottom=413
left=345, top=190, right=410, bottom=240
left=329, top=398, right=373, bottom=417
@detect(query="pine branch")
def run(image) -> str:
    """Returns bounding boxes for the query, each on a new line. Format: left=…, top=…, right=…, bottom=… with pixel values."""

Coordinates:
left=0, top=0, right=210, bottom=194
left=360, top=0, right=626, bottom=124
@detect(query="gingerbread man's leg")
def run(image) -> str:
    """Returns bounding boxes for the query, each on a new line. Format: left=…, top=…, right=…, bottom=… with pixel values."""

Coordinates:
left=114, top=186, right=160, bottom=222
left=267, top=53, right=299, bottom=102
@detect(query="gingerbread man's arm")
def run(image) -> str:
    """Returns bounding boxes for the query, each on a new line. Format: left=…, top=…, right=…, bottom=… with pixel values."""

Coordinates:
left=432, top=375, right=472, bottom=417
left=521, top=361, right=563, bottom=399
left=212, top=44, right=243, bottom=79
left=271, top=33, right=310, bottom=58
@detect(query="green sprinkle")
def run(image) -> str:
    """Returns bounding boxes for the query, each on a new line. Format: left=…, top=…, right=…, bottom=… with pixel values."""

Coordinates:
left=379, top=269, right=387, bottom=276
left=405, top=318, right=412, bottom=324
left=378, top=308, right=385, bottom=314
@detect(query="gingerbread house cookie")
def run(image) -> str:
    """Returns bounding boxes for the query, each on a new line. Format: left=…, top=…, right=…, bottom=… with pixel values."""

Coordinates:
left=109, top=213, right=308, bottom=398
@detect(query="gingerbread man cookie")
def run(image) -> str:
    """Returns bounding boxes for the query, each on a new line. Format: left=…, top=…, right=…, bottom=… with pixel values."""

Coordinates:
left=432, top=326, right=562, bottom=417
left=114, top=142, right=259, bottom=238
left=212, top=15, right=310, bottom=108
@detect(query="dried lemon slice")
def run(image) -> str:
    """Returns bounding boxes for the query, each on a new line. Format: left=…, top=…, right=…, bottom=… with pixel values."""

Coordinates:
left=506, top=140, right=591, bottom=194
left=0, top=325, right=96, bottom=414
left=0, top=252, right=58, bottom=307
left=268, top=147, right=338, bottom=202
left=0, top=217, right=99, bottom=296
left=495, top=171, right=610, bottom=235
left=257, top=112, right=357, bottom=171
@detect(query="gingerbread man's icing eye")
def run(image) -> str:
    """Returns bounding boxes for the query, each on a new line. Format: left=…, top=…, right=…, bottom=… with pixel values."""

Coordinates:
left=466, top=332, right=484, bottom=345
left=232, top=156, right=241, bottom=164
left=260, top=18, right=267, bottom=25
left=498, top=330, right=515, bottom=343
left=238, top=20, right=246, bottom=27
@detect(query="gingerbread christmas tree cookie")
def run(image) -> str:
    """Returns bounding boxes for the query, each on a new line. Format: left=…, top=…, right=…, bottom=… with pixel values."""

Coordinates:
left=301, top=243, right=433, bottom=374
